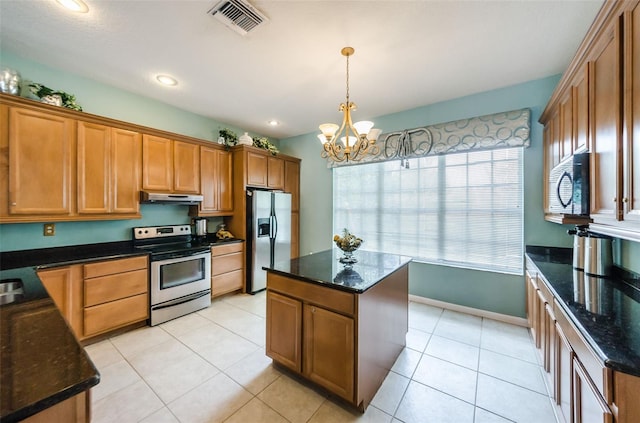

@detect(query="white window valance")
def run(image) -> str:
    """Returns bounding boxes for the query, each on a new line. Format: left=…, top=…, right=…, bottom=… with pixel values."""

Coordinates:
left=329, top=108, right=531, bottom=167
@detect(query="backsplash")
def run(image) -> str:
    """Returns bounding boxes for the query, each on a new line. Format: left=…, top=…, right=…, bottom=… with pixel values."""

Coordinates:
left=0, top=205, right=224, bottom=252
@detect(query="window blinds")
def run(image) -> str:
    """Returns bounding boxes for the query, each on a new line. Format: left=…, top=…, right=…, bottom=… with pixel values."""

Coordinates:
left=333, top=147, right=524, bottom=274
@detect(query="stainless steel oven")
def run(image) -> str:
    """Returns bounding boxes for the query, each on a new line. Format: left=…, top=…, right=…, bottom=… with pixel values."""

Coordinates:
left=133, top=225, right=211, bottom=326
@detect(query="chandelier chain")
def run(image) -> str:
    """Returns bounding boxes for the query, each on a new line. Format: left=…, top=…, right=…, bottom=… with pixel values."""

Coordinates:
left=345, top=52, right=350, bottom=104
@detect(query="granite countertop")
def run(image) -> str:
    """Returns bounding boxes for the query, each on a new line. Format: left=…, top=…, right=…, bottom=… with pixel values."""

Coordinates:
left=0, top=267, right=99, bottom=422
left=265, top=249, right=412, bottom=293
left=525, top=245, right=640, bottom=377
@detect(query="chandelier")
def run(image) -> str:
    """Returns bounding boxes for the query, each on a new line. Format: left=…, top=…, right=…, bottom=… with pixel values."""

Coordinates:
left=318, top=47, right=381, bottom=162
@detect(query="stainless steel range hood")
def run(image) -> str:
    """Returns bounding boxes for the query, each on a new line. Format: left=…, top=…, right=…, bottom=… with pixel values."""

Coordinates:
left=140, top=191, right=203, bottom=205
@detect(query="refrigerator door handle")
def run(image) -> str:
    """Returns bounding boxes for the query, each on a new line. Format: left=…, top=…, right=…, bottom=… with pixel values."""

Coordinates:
left=271, top=215, right=278, bottom=239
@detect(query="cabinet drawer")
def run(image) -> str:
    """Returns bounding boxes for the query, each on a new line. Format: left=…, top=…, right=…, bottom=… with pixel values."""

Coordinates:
left=84, top=293, right=148, bottom=337
left=268, top=273, right=355, bottom=316
left=211, top=242, right=243, bottom=256
left=212, top=251, right=243, bottom=275
left=84, top=255, right=147, bottom=279
left=212, top=269, right=244, bottom=297
left=84, top=269, right=148, bottom=307
left=537, top=275, right=554, bottom=304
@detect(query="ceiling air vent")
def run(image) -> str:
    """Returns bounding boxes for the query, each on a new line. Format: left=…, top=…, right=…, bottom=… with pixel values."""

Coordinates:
left=208, top=0, right=268, bottom=35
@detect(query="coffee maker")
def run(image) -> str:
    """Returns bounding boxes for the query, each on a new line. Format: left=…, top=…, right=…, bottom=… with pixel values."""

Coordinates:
left=193, top=218, right=208, bottom=239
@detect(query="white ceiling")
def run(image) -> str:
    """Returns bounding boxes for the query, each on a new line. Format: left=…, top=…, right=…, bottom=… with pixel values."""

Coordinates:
left=0, top=0, right=604, bottom=140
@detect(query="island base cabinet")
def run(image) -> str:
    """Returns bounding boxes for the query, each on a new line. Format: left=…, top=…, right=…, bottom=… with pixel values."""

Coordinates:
left=303, top=304, right=355, bottom=402
left=266, top=291, right=302, bottom=372
left=22, top=390, right=89, bottom=423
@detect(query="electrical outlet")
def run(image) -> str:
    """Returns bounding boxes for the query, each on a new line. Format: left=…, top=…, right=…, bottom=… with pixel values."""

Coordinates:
left=43, top=223, right=55, bottom=236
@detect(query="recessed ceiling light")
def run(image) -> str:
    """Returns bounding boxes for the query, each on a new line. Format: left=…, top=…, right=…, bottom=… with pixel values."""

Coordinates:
left=55, top=0, right=89, bottom=13
left=268, top=120, right=279, bottom=126
left=156, top=74, right=178, bottom=86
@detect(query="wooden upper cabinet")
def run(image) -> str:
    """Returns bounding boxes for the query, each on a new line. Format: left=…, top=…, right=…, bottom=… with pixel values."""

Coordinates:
left=199, top=146, right=232, bottom=215
left=111, top=128, right=141, bottom=213
left=142, top=135, right=199, bottom=193
left=77, top=122, right=110, bottom=214
left=623, top=1, right=640, bottom=224
left=142, top=134, right=173, bottom=191
left=574, top=65, right=590, bottom=153
left=173, top=140, right=200, bottom=193
left=246, top=151, right=268, bottom=186
left=77, top=122, right=140, bottom=215
left=560, top=90, right=574, bottom=162
left=267, top=156, right=284, bottom=189
left=246, top=150, right=285, bottom=189
left=590, top=20, right=622, bottom=223
left=8, top=107, right=75, bottom=215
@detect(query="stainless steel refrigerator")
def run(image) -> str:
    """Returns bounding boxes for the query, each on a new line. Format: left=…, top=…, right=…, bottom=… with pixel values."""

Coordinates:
left=246, top=189, right=291, bottom=293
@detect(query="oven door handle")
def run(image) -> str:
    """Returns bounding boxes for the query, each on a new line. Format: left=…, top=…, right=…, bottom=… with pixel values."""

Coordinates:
left=151, top=290, right=211, bottom=310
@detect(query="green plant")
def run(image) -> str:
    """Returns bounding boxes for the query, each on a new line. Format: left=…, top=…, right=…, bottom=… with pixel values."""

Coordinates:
left=253, top=136, right=279, bottom=155
left=28, top=83, right=82, bottom=111
left=218, top=128, right=238, bottom=147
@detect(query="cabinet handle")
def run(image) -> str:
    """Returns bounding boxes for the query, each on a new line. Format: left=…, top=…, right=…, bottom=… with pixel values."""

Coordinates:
left=613, top=197, right=617, bottom=203
left=623, top=198, right=628, bottom=203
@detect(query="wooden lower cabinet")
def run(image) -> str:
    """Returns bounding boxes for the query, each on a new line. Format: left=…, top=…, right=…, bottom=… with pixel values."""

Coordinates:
left=211, top=242, right=245, bottom=297
left=303, top=303, right=355, bottom=401
left=37, top=265, right=84, bottom=337
left=82, top=256, right=148, bottom=338
left=266, top=291, right=302, bottom=372
left=22, top=390, right=90, bottom=423
left=39, top=255, right=149, bottom=341
left=555, top=320, right=574, bottom=423
left=574, top=357, right=614, bottom=423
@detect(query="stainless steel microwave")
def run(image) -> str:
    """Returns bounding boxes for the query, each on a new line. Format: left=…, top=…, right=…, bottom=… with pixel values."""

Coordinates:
left=548, top=152, right=590, bottom=216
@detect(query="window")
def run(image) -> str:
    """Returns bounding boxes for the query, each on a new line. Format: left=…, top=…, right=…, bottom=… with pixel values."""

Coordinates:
left=333, top=147, right=524, bottom=274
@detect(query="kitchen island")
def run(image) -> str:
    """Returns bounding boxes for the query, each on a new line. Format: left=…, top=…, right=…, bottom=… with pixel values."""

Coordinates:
left=264, top=249, right=411, bottom=411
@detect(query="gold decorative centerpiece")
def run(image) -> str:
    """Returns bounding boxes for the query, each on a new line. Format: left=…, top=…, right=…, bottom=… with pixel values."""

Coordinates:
left=333, top=228, right=363, bottom=264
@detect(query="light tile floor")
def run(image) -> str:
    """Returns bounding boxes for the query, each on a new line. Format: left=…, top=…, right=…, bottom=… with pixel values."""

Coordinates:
left=84, top=293, right=559, bottom=423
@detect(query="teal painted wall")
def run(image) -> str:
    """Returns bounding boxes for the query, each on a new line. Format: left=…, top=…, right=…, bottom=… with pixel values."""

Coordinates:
left=0, top=51, right=250, bottom=252
left=279, top=75, right=639, bottom=318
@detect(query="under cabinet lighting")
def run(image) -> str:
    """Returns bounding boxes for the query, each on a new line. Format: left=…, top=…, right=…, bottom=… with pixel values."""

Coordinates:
left=55, top=0, right=89, bottom=13
left=268, top=120, right=279, bottom=126
left=156, top=74, right=178, bottom=86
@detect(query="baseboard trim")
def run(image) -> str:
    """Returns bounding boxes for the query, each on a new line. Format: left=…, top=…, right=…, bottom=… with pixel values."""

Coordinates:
left=409, top=294, right=529, bottom=327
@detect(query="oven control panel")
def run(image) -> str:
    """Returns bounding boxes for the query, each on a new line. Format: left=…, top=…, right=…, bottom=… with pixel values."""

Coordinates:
left=133, top=225, right=192, bottom=240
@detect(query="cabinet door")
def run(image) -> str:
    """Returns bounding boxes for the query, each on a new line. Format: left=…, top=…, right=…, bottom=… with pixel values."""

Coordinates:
left=623, top=2, right=640, bottom=223
left=284, top=160, right=300, bottom=212
left=217, top=149, right=233, bottom=212
left=303, top=304, right=354, bottom=402
left=574, top=65, right=590, bottom=153
left=555, top=321, right=574, bottom=423
left=9, top=108, right=74, bottom=215
left=142, top=134, right=173, bottom=191
left=111, top=128, right=141, bottom=214
left=37, top=266, right=84, bottom=339
left=173, top=141, right=200, bottom=193
left=590, top=21, right=622, bottom=223
left=267, top=156, right=284, bottom=189
left=200, top=146, right=220, bottom=212
left=560, top=90, right=574, bottom=162
left=266, top=291, right=302, bottom=372
left=573, top=358, right=613, bottom=423
left=200, top=147, right=233, bottom=214
left=77, top=121, right=110, bottom=214
left=247, top=151, right=268, bottom=186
